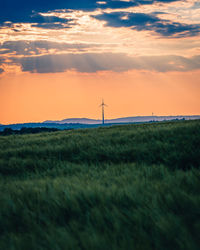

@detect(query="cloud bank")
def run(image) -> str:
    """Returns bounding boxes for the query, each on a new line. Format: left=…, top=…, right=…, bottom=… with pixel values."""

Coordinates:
left=0, top=0, right=200, bottom=75
left=8, top=53, right=200, bottom=73
left=1, top=0, right=181, bottom=23
left=94, top=12, right=200, bottom=37
left=0, top=41, right=103, bottom=55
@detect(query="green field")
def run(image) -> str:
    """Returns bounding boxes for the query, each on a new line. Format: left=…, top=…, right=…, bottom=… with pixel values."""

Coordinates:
left=0, top=120, right=200, bottom=250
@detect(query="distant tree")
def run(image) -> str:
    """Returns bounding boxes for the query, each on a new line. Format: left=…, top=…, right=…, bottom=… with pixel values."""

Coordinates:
left=0, top=127, right=59, bottom=136
left=2, top=128, right=14, bottom=135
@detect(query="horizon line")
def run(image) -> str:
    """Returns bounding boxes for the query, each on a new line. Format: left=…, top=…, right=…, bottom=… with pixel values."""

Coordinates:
left=1, top=114, right=200, bottom=126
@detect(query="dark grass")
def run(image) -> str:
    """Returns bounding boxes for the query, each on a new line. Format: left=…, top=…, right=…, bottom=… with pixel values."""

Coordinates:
left=0, top=120, right=200, bottom=250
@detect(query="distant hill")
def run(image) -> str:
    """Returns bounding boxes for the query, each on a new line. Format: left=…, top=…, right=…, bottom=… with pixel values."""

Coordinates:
left=0, top=115, right=199, bottom=132
left=0, top=123, right=98, bottom=132
left=44, top=118, right=101, bottom=124
left=44, top=115, right=200, bottom=124
left=0, top=127, right=59, bottom=136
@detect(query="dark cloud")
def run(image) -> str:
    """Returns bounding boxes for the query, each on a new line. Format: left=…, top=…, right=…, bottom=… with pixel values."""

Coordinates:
left=94, top=12, right=200, bottom=37
left=0, top=12, right=71, bottom=30
left=95, top=12, right=159, bottom=27
left=0, top=40, right=103, bottom=55
left=0, top=0, right=180, bottom=23
left=31, top=23, right=68, bottom=29
left=0, top=11, right=68, bottom=24
left=14, top=53, right=117, bottom=73
left=0, top=58, right=4, bottom=74
left=29, top=13, right=68, bottom=23
left=11, top=53, right=200, bottom=73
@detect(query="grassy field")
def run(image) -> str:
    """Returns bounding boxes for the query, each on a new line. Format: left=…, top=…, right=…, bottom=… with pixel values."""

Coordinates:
left=0, top=120, right=200, bottom=250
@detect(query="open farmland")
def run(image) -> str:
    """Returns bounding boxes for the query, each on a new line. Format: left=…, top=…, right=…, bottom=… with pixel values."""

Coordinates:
left=0, top=120, right=200, bottom=250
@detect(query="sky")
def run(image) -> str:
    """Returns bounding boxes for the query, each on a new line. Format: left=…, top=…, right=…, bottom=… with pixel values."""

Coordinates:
left=0, top=0, right=200, bottom=124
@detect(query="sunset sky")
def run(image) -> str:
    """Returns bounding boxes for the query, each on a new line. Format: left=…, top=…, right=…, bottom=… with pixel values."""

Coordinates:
left=0, top=0, right=200, bottom=124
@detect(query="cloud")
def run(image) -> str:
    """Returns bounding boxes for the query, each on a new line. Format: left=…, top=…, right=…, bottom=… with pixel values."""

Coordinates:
left=0, top=10, right=68, bottom=24
left=0, top=12, right=71, bottom=30
left=29, top=13, right=72, bottom=29
left=95, top=12, right=159, bottom=27
left=0, top=58, right=4, bottom=74
left=0, top=40, right=103, bottom=56
left=192, top=1, right=200, bottom=9
left=11, top=53, right=200, bottom=73
left=0, top=0, right=180, bottom=23
left=31, top=23, right=68, bottom=29
left=94, top=12, right=200, bottom=37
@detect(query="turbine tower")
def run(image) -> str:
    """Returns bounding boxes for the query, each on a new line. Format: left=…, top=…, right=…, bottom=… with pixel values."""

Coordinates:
left=99, top=99, right=107, bottom=125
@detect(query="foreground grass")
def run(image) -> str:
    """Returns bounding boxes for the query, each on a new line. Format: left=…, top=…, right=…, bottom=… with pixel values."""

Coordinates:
left=0, top=120, right=200, bottom=250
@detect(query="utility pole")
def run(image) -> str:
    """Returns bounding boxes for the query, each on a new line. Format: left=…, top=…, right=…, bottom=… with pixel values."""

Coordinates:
left=99, top=99, right=107, bottom=125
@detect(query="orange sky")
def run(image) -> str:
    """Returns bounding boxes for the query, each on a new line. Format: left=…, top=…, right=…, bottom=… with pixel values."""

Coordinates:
left=0, top=0, right=200, bottom=124
left=0, top=69, right=199, bottom=124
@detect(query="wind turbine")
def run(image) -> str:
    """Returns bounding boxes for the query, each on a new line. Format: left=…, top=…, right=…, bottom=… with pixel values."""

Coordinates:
left=99, top=99, right=107, bottom=125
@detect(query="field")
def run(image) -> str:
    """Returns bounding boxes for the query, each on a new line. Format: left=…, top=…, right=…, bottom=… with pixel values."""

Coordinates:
left=0, top=120, right=200, bottom=250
